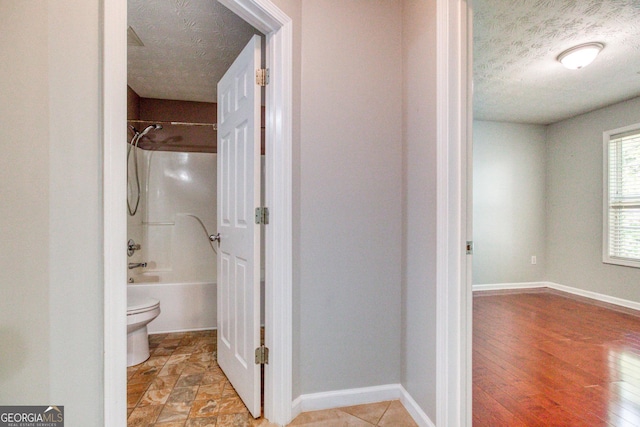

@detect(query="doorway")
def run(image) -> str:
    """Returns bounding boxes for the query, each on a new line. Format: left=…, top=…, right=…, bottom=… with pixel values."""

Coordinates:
left=103, top=0, right=293, bottom=425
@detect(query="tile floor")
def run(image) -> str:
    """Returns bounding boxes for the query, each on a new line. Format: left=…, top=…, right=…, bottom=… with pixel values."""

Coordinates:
left=127, top=331, right=417, bottom=426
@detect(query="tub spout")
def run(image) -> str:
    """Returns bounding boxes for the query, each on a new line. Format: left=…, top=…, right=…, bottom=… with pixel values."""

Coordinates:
left=128, top=262, right=147, bottom=270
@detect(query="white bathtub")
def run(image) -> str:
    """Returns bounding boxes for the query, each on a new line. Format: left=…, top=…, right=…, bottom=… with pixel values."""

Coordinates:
left=127, top=281, right=217, bottom=334
left=127, top=279, right=265, bottom=334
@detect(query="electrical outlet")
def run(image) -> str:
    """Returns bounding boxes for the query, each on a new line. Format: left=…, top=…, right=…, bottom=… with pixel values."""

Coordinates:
left=531, top=256, right=537, bottom=265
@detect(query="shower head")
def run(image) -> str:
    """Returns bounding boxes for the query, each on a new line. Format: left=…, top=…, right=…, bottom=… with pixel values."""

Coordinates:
left=138, top=124, right=163, bottom=139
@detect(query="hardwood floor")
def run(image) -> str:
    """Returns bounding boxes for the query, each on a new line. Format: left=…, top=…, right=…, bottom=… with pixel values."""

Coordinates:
left=474, top=289, right=640, bottom=426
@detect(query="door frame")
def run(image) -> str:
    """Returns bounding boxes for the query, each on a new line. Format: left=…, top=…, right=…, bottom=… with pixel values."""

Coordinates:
left=435, top=0, right=472, bottom=426
left=102, top=0, right=293, bottom=425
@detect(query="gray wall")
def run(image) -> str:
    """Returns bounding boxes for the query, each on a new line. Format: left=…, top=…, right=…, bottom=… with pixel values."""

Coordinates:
left=1, top=0, right=442, bottom=422
left=547, top=96, right=640, bottom=301
left=401, top=0, right=438, bottom=420
left=298, top=0, right=403, bottom=394
left=473, top=121, right=547, bottom=285
left=0, top=0, right=104, bottom=423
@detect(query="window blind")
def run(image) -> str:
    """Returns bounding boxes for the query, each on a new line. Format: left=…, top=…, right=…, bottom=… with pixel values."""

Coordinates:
left=608, top=129, right=640, bottom=261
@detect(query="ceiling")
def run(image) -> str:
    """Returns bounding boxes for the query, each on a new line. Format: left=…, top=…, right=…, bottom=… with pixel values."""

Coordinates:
left=127, top=0, right=262, bottom=103
left=473, top=0, right=640, bottom=125
left=129, top=1, right=640, bottom=124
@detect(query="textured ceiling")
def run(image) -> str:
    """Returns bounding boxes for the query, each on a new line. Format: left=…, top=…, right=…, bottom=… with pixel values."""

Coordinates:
left=127, top=0, right=262, bottom=103
left=474, top=0, right=640, bottom=124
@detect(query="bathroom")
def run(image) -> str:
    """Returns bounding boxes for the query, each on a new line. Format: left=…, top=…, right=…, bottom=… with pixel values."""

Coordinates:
left=126, top=88, right=267, bottom=334
left=126, top=90, right=221, bottom=335
left=125, top=0, right=266, bottom=367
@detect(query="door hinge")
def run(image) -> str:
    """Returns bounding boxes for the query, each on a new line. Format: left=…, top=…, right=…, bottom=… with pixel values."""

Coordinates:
left=466, top=241, right=474, bottom=255
left=255, top=345, right=269, bottom=365
left=256, top=68, right=269, bottom=86
left=255, top=207, right=269, bottom=225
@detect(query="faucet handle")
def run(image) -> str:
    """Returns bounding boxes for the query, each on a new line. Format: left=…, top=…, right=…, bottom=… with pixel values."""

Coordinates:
left=128, top=262, right=147, bottom=270
left=127, top=239, right=141, bottom=257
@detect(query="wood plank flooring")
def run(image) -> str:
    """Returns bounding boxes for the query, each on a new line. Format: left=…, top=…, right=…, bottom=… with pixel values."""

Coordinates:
left=473, top=289, right=640, bottom=426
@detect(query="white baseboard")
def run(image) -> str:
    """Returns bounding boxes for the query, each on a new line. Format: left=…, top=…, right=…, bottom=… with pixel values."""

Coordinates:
left=545, top=281, right=640, bottom=312
left=398, top=386, right=436, bottom=427
left=291, top=384, right=434, bottom=427
left=473, top=281, right=640, bottom=312
left=472, top=282, right=546, bottom=292
left=149, top=326, right=216, bottom=335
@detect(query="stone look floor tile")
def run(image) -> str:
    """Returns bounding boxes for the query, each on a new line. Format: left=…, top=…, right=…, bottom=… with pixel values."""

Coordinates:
left=221, top=383, right=239, bottom=398
left=142, top=356, right=170, bottom=368
left=127, top=404, right=163, bottom=426
left=377, top=401, right=418, bottom=427
left=156, top=402, right=192, bottom=423
left=166, top=386, right=199, bottom=405
left=195, top=383, right=225, bottom=400
left=217, top=396, right=249, bottom=416
left=127, top=382, right=149, bottom=408
left=289, top=408, right=373, bottom=426
left=128, top=331, right=417, bottom=427
left=340, top=401, right=391, bottom=425
left=185, top=417, right=218, bottom=427
left=166, top=354, right=191, bottom=365
left=189, top=399, right=219, bottom=418
left=149, top=374, right=180, bottom=391
left=154, top=422, right=187, bottom=427
left=217, top=413, right=252, bottom=427
left=175, top=373, right=204, bottom=388
left=153, top=347, right=176, bottom=356
left=159, top=362, right=187, bottom=377
left=139, top=387, right=172, bottom=406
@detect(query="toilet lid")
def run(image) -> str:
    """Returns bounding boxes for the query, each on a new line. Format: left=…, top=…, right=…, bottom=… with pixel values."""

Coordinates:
left=127, top=296, right=160, bottom=314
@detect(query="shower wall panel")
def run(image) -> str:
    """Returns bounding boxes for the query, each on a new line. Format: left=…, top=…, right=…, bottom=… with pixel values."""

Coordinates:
left=136, top=150, right=218, bottom=284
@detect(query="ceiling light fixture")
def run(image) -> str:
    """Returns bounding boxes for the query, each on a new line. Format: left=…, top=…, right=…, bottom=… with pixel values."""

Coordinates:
left=557, top=42, right=604, bottom=70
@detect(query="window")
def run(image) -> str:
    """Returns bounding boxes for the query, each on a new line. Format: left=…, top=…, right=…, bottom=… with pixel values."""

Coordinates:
left=604, top=124, right=640, bottom=268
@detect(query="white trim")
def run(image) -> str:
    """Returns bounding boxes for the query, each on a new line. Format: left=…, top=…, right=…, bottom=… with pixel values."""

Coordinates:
left=102, top=0, right=128, bottom=424
left=472, top=282, right=547, bottom=292
left=291, top=385, right=435, bottom=427
left=602, top=123, right=640, bottom=269
left=436, top=0, right=472, bottom=426
left=547, top=281, right=640, bottom=312
left=398, top=387, right=437, bottom=427
left=473, top=281, right=640, bottom=312
left=150, top=327, right=217, bottom=335
left=103, top=0, right=293, bottom=425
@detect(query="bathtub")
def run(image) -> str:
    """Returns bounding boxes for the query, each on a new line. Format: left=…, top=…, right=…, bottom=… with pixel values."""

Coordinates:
left=127, top=279, right=265, bottom=334
left=127, top=281, right=217, bottom=334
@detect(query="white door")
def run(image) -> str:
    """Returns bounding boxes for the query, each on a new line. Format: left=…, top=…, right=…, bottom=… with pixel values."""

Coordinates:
left=217, top=34, right=262, bottom=418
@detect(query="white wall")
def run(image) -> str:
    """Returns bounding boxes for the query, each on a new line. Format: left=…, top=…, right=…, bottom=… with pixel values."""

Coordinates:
left=401, top=0, right=438, bottom=420
left=299, top=0, right=403, bottom=394
left=48, top=0, right=104, bottom=421
left=0, top=0, right=104, bottom=420
left=1, top=3, right=104, bottom=420
left=473, top=121, right=547, bottom=285
left=547, top=96, right=640, bottom=301
left=0, top=2, right=50, bottom=404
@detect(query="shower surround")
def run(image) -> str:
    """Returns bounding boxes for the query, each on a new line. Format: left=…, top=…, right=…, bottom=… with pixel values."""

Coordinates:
left=128, top=147, right=218, bottom=333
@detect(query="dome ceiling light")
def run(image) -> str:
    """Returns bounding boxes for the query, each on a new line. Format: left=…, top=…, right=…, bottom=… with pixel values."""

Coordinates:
left=557, top=42, right=604, bottom=70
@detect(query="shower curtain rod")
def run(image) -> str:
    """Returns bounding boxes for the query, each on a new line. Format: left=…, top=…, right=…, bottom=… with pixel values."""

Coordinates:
left=127, top=119, right=218, bottom=131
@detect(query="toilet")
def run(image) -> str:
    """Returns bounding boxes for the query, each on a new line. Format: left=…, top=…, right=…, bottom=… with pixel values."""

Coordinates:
left=127, top=295, right=161, bottom=367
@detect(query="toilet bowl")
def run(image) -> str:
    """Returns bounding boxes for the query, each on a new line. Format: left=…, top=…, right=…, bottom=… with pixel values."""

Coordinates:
left=127, top=295, right=161, bottom=367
